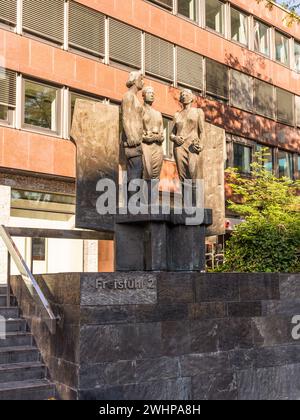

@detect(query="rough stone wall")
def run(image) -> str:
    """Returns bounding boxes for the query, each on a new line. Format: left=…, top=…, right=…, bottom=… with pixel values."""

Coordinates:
left=11, top=272, right=300, bottom=400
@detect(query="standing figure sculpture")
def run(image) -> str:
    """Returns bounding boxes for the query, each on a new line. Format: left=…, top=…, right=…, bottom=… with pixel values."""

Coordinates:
left=142, top=86, right=165, bottom=180
left=121, top=71, right=144, bottom=185
left=170, top=89, right=204, bottom=184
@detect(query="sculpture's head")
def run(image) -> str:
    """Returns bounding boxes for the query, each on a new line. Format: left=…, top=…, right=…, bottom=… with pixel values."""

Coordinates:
left=180, top=89, right=194, bottom=105
left=142, top=86, right=155, bottom=105
left=126, top=71, right=144, bottom=91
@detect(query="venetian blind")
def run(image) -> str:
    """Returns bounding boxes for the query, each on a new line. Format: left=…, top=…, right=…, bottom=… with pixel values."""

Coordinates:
left=145, top=33, right=174, bottom=81
left=110, top=19, right=141, bottom=69
left=69, top=1, right=105, bottom=57
left=206, top=59, right=229, bottom=99
left=177, top=47, right=203, bottom=91
left=277, top=88, right=294, bottom=126
left=23, top=0, right=64, bottom=44
left=0, top=0, right=17, bottom=25
left=0, top=68, right=16, bottom=107
left=254, top=79, right=274, bottom=119
left=230, top=70, right=253, bottom=112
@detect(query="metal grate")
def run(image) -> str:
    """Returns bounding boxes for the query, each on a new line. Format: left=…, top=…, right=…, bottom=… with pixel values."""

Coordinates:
left=0, top=0, right=17, bottom=25
left=277, top=88, right=294, bottom=125
left=23, top=0, right=64, bottom=44
left=0, top=68, right=16, bottom=107
left=145, top=33, right=174, bottom=81
left=254, top=79, right=274, bottom=119
left=109, top=19, right=141, bottom=68
left=206, top=59, right=229, bottom=100
left=69, top=1, right=105, bottom=57
left=231, top=69, right=253, bottom=112
left=177, top=47, right=203, bottom=91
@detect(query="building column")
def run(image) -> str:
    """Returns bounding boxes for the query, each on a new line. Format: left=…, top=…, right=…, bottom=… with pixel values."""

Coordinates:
left=0, top=186, right=11, bottom=284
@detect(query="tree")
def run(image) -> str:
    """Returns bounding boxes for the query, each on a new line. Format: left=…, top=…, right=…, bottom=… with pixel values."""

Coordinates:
left=257, top=1, right=300, bottom=25
left=219, top=149, right=300, bottom=273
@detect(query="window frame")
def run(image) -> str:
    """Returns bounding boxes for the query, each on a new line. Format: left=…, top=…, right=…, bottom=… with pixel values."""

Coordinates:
left=22, top=78, right=62, bottom=136
left=176, top=0, right=199, bottom=23
left=253, top=18, right=271, bottom=58
left=232, top=137, right=254, bottom=175
left=205, top=0, right=226, bottom=36
left=230, top=6, right=249, bottom=47
left=274, top=30, right=290, bottom=67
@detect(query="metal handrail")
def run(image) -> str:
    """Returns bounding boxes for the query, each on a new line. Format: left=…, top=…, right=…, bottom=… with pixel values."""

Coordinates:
left=0, top=225, right=58, bottom=334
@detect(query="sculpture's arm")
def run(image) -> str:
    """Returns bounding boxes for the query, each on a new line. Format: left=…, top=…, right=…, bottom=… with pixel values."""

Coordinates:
left=191, top=110, right=204, bottom=154
left=170, top=114, right=184, bottom=146
left=158, top=113, right=165, bottom=144
left=122, top=96, right=141, bottom=147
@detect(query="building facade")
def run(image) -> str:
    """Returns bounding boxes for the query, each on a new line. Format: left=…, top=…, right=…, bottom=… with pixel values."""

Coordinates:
left=0, top=0, right=300, bottom=277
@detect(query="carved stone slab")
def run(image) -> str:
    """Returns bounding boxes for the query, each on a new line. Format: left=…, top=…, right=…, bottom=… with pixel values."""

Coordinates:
left=71, top=100, right=119, bottom=232
left=200, top=123, right=226, bottom=236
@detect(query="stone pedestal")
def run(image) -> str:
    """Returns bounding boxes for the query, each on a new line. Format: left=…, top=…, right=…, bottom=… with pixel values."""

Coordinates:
left=115, top=209, right=212, bottom=272
left=10, top=272, right=300, bottom=400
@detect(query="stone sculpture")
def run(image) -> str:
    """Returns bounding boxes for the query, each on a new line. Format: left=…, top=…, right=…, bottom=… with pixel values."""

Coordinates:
left=121, top=71, right=144, bottom=185
left=170, top=88, right=205, bottom=183
left=142, top=86, right=165, bottom=180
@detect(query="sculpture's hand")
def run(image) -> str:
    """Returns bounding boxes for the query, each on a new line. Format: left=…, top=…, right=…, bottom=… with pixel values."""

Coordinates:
left=125, top=137, right=141, bottom=147
left=143, top=132, right=155, bottom=144
left=170, top=135, right=184, bottom=146
left=191, top=139, right=203, bottom=154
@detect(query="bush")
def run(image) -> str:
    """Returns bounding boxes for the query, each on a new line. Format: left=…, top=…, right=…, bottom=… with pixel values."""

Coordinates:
left=219, top=149, right=300, bottom=273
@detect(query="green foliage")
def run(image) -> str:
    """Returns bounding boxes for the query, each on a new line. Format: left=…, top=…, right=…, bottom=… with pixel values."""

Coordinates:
left=219, top=149, right=300, bottom=273
left=257, top=1, right=300, bottom=25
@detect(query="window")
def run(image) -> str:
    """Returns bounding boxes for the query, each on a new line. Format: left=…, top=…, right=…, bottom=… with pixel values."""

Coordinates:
left=254, top=79, right=274, bottom=119
left=278, top=150, right=294, bottom=178
left=231, top=8, right=248, bottom=46
left=275, top=31, right=289, bottom=66
left=177, top=47, right=203, bottom=91
left=145, top=34, right=174, bottom=81
left=205, top=0, right=225, bottom=35
left=11, top=189, right=76, bottom=220
left=23, top=0, right=64, bottom=44
left=233, top=143, right=251, bottom=174
left=0, top=0, right=17, bottom=26
left=230, top=70, right=253, bottom=112
left=254, top=20, right=270, bottom=56
left=276, top=88, right=294, bottom=125
left=0, top=67, right=16, bottom=126
left=206, top=59, right=229, bottom=101
left=23, top=80, right=61, bottom=134
left=178, top=0, right=197, bottom=22
left=69, top=1, right=105, bottom=57
left=110, top=20, right=142, bottom=69
left=148, top=0, right=173, bottom=10
left=256, top=144, right=274, bottom=172
left=297, top=155, right=300, bottom=179
left=163, top=117, right=174, bottom=159
left=295, top=42, right=300, bottom=72
left=32, top=238, right=46, bottom=261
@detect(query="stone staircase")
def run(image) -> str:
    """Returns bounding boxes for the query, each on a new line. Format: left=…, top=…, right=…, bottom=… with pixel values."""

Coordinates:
left=0, top=285, right=56, bottom=400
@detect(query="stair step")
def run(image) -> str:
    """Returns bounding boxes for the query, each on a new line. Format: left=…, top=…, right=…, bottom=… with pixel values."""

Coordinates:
left=0, top=308, right=19, bottom=319
left=5, top=319, right=27, bottom=333
left=0, top=332, right=32, bottom=348
left=0, top=295, right=17, bottom=307
left=0, top=362, right=46, bottom=383
left=0, top=379, right=55, bottom=400
left=0, top=347, right=40, bottom=365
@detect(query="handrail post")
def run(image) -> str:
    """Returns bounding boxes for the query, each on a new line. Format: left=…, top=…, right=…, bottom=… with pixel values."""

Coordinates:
left=7, top=253, right=11, bottom=308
